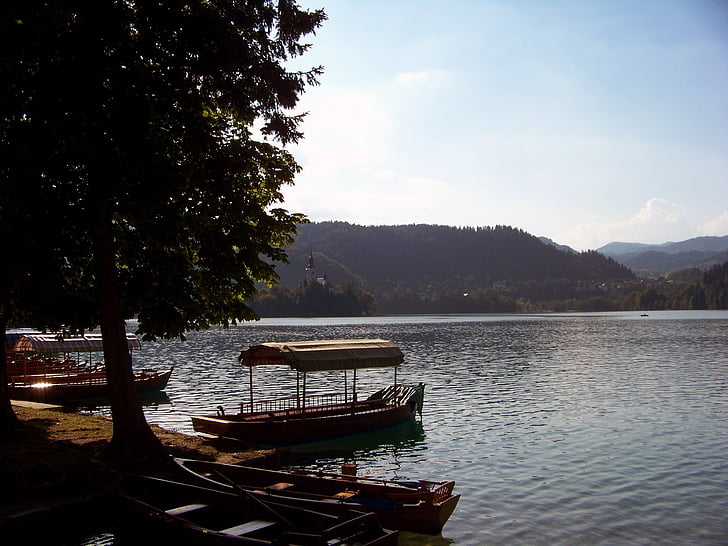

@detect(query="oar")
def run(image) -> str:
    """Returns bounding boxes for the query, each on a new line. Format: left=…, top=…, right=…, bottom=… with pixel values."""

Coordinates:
left=211, top=469, right=303, bottom=532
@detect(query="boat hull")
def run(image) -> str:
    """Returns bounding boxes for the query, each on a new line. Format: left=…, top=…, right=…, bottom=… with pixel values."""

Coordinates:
left=8, top=368, right=172, bottom=402
left=119, top=474, right=398, bottom=545
left=174, top=458, right=460, bottom=535
left=242, top=488, right=459, bottom=536
left=192, top=401, right=417, bottom=447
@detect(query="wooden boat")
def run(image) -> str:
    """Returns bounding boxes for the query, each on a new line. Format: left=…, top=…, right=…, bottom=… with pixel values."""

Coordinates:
left=173, top=457, right=460, bottom=535
left=191, top=339, right=425, bottom=447
left=6, top=333, right=172, bottom=402
left=118, top=474, right=398, bottom=545
left=8, top=367, right=173, bottom=402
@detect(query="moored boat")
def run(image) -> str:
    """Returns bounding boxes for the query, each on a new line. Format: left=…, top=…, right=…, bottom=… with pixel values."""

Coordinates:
left=6, top=333, right=172, bottom=402
left=191, top=339, right=424, bottom=446
left=173, top=457, right=460, bottom=535
left=8, top=367, right=173, bottom=402
left=118, top=474, right=398, bottom=545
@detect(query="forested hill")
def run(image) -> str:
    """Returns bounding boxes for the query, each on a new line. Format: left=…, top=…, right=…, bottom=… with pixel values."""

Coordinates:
left=273, top=222, right=633, bottom=290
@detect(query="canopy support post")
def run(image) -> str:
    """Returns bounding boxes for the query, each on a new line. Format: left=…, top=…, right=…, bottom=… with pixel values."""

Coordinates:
left=394, top=366, right=398, bottom=405
left=302, top=373, right=307, bottom=412
left=249, top=366, right=254, bottom=413
left=353, top=369, right=357, bottom=402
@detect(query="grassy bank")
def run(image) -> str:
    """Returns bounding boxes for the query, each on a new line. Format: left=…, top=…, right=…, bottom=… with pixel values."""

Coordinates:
left=0, top=403, right=273, bottom=519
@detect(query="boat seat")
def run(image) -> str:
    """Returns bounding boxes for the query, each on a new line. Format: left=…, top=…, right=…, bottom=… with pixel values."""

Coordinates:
left=165, top=503, right=208, bottom=516
left=220, top=519, right=276, bottom=536
left=267, top=482, right=294, bottom=491
left=333, top=490, right=357, bottom=500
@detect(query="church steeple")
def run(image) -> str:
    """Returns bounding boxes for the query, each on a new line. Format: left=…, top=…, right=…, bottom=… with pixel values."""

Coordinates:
left=305, top=250, right=315, bottom=282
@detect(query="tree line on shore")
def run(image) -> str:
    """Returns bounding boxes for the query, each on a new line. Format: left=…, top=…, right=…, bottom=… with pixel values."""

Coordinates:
left=252, top=260, right=728, bottom=316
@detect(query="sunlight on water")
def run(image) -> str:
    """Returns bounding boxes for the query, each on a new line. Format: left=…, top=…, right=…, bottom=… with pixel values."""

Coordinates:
left=99, top=311, right=728, bottom=544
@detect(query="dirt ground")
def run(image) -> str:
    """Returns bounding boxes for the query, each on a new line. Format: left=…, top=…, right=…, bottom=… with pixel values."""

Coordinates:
left=0, top=404, right=448, bottom=545
left=0, top=402, right=274, bottom=518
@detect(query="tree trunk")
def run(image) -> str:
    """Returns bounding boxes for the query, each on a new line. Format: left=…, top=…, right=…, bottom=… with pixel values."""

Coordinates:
left=93, top=211, right=165, bottom=466
left=0, top=318, right=20, bottom=441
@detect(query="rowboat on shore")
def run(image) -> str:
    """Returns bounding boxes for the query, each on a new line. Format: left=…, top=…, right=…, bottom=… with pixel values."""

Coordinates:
left=173, top=457, right=460, bottom=535
left=119, top=474, right=398, bottom=545
left=6, top=333, right=172, bottom=402
left=191, top=339, right=424, bottom=447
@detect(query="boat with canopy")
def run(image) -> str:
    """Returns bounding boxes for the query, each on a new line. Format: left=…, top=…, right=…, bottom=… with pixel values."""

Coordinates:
left=191, top=339, right=424, bottom=446
left=6, top=333, right=172, bottom=402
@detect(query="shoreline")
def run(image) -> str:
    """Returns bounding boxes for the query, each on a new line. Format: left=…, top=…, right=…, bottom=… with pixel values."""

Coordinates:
left=0, top=401, right=276, bottom=522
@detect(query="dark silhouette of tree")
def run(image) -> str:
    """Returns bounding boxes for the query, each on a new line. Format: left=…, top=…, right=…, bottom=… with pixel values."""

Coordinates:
left=253, top=281, right=375, bottom=317
left=701, top=261, right=728, bottom=309
left=1, top=1, right=325, bottom=460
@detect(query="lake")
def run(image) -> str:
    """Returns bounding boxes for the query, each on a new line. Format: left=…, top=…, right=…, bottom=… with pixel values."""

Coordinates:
left=89, top=311, right=728, bottom=544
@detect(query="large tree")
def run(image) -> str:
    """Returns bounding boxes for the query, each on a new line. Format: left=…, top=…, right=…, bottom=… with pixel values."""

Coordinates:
left=0, top=1, right=325, bottom=461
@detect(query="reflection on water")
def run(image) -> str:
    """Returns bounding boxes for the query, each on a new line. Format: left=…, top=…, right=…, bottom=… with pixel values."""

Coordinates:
left=73, top=391, right=171, bottom=414
left=76, top=311, right=728, bottom=545
left=283, top=420, right=427, bottom=476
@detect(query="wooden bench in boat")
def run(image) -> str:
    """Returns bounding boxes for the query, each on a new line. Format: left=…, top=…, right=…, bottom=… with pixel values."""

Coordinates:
left=267, top=482, right=294, bottom=491
left=333, top=490, right=358, bottom=500
left=165, top=503, right=208, bottom=516
left=220, top=520, right=276, bottom=536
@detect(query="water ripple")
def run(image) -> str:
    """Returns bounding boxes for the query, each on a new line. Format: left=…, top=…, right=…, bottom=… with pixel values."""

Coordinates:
left=108, top=312, right=728, bottom=544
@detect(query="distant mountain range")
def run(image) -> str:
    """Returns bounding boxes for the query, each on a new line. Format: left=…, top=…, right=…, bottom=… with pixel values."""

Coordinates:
left=595, top=235, right=728, bottom=277
left=275, top=225, right=727, bottom=290
left=252, top=223, right=728, bottom=315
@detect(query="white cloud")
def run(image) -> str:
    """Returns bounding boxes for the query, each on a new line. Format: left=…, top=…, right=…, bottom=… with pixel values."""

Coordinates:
left=555, top=198, right=691, bottom=250
left=631, top=198, right=680, bottom=225
left=363, top=168, right=398, bottom=180
left=396, top=71, right=430, bottom=85
left=284, top=170, right=452, bottom=227
left=395, top=69, right=451, bottom=89
left=293, top=89, right=393, bottom=177
left=406, top=176, right=447, bottom=192
left=700, top=211, right=728, bottom=236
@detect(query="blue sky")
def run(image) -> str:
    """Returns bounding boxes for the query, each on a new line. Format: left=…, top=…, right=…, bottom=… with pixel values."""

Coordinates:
left=283, top=0, right=728, bottom=251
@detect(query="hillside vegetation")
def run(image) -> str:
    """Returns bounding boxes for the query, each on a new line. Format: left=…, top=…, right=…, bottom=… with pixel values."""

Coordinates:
left=251, top=222, right=727, bottom=316
left=252, top=222, right=635, bottom=315
left=277, top=222, right=632, bottom=288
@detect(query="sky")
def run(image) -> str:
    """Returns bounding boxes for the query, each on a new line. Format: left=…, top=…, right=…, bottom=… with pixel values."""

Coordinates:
left=281, top=0, right=728, bottom=251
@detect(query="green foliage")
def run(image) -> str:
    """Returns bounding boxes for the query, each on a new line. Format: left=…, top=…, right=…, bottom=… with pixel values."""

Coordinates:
left=1, top=1, right=326, bottom=339
left=253, top=281, right=376, bottom=317
left=260, top=222, right=728, bottom=314
left=1, top=1, right=326, bottom=451
left=701, top=261, right=728, bottom=309
left=273, top=222, right=634, bottom=291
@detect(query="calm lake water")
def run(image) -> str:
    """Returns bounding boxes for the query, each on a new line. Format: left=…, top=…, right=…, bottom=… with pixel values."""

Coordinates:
left=89, top=311, right=727, bottom=544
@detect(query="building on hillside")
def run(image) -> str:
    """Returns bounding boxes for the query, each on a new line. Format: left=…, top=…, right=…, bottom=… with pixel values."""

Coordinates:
left=305, top=250, right=329, bottom=287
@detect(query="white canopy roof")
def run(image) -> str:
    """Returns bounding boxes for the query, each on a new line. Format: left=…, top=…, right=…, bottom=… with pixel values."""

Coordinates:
left=238, top=339, right=404, bottom=373
left=12, top=333, right=141, bottom=353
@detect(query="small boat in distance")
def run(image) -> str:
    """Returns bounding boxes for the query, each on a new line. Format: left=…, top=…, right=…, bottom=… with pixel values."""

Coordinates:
left=191, top=339, right=424, bottom=446
left=6, top=333, right=172, bottom=402
left=173, top=457, right=460, bottom=535
left=119, top=474, right=397, bottom=545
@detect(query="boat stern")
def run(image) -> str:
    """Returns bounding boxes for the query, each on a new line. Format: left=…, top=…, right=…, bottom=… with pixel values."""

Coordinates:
left=190, top=415, right=232, bottom=438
